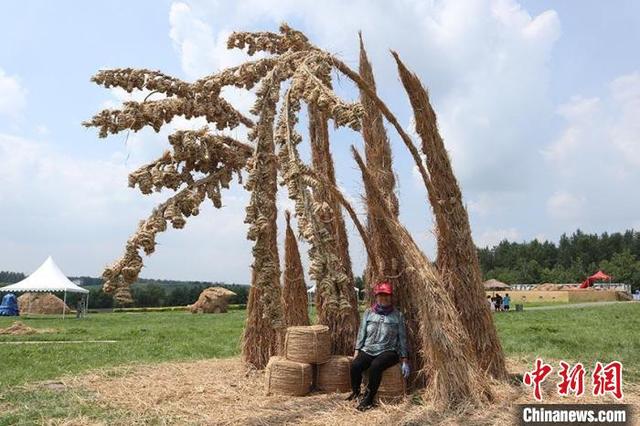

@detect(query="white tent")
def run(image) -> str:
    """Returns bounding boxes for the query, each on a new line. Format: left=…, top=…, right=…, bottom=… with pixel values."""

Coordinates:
left=0, top=256, right=88, bottom=319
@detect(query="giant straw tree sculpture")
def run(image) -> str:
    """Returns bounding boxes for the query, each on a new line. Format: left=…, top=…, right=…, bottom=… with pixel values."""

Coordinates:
left=85, top=24, right=506, bottom=406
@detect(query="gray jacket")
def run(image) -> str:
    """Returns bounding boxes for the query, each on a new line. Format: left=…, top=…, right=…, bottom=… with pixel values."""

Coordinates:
left=355, top=308, right=408, bottom=357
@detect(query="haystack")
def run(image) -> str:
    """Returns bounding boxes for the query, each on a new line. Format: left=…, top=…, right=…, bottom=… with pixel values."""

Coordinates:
left=188, top=287, right=237, bottom=314
left=284, top=325, right=331, bottom=364
left=265, top=356, right=313, bottom=396
left=316, top=355, right=351, bottom=393
left=18, top=293, right=71, bottom=315
left=0, top=321, right=37, bottom=335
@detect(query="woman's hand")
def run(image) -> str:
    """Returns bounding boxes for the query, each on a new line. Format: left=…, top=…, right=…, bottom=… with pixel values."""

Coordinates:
left=401, top=359, right=410, bottom=378
left=353, top=350, right=359, bottom=358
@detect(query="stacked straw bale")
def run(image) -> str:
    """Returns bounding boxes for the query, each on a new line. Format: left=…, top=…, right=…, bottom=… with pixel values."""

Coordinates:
left=284, top=325, right=331, bottom=364
left=265, top=356, right=313, bottom=396
left=316, top=355, right=351, bottom=393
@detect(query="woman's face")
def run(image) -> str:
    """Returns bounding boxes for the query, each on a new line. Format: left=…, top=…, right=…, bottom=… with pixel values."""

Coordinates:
left=376, top=293, right=391, bottom=306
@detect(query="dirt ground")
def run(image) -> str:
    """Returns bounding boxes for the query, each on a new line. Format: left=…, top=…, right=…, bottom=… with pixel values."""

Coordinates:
left=43, top=357, right=636, bottom=425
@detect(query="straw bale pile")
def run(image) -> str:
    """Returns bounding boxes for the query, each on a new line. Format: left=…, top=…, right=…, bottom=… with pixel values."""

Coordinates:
left=188, top=287, right=236, bottom=314
left=316, top=355, right=351, bottom=393
left=284, top=325, right=331, bottom=364
left=265, top=356, right=313, bottom=396
left=0, top=321, right=37, bottom=335
left=18, top=293, right=71, bottom=315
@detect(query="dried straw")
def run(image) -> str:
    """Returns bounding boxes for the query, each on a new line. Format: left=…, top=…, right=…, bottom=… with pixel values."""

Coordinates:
left=309, top=102, right=359, bottom=355
left=284, top=325, right=331, bottom=364
left=242, top=71, right=285, bottom=369
left=358, top=34, right=401, bottom=301
left=353, top=147, right=491, bottom=408
left=265, top=356, right=313, bottom=396
left=242, top=282, right=277, bottom=369
left=316, top=355, right=351, bottom=393
left=282, top=210, right=310, bottom=327
left=17, top=293, right=71, bottom=315
left=392, top=52, right=507, bottom=380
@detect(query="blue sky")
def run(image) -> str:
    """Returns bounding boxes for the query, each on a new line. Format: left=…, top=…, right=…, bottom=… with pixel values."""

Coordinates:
left=1, top=0, right=639, bottom=283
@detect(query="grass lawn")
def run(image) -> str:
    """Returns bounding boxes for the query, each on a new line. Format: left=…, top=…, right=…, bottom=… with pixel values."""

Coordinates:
left=0, top=303, right=638, bottom=424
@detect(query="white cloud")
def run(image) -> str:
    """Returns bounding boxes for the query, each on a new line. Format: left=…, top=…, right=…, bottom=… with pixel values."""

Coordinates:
left=0, top=68, right=27, bottom=120
left=543, top=72, right=640, bottom=231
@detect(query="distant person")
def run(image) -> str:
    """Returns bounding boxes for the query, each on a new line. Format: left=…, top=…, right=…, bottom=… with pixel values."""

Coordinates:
left=503, top=293, right=511, bottom=311
left=486, top=295, right=492, bottom=308
left=495, top=293, right=503, bottom=312
left=490, top=296, right=497, bottom=312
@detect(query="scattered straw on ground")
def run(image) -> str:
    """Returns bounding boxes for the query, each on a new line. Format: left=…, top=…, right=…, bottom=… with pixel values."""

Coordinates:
left=57, top=356, right=638, bottom=425
left=0, top=321, right=57, bottom=335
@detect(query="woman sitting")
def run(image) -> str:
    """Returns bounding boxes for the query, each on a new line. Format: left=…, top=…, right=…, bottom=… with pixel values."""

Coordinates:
left=347, top=281, right=410, bottom=411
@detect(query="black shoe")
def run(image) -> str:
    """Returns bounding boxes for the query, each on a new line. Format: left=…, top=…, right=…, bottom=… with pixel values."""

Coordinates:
left=356, top=398, right=375, bottom=412
left=346, top=391, right=360, bottom=401
left=358, top=389, right=370, bottom=402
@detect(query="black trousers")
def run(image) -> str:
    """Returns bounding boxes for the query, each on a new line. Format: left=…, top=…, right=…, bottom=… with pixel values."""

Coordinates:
left=350, top=350, right=399, bottom=399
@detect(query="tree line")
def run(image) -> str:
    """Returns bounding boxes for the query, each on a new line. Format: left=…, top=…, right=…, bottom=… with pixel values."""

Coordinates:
left=477, top=229, right=640, bottom=291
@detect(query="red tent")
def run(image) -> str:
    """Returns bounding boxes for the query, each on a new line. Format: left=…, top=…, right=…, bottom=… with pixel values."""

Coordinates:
left=579, top=270, right=612, bottom=289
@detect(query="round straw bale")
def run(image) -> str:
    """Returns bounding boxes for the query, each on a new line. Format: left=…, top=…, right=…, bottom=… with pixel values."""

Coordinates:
left=284, top=325, right=331, bottom=364
left=316, top=355, right=351, bottom=393
left=365, top=363, right=405, bottom=403
left=265, top=356, right=313, bottom=396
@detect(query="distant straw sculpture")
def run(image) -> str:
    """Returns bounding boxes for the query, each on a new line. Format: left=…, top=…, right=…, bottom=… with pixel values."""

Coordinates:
left=392, top=52, right=507, bottom=380
left=358, top=34, right=401, bottom=299
left=282, top=211, right=310, bottom=327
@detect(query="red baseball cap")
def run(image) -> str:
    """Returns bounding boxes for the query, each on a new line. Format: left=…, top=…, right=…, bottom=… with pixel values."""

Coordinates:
left=373, top=281, right=393, bottom=295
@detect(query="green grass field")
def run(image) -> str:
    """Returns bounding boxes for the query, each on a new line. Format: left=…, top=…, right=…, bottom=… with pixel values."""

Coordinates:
left=0, top=303, right=638, bottom=424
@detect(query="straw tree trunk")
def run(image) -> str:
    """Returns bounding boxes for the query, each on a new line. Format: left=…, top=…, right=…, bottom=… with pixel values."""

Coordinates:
left=242, top=79, right=285, bottom=369
left=282, top=211, right=310, bottom=327
left=308, top=103, right=359, bottom=355
left=358, top=35, right=401, bottom=298
left=392, top=53, right=507, bottom=380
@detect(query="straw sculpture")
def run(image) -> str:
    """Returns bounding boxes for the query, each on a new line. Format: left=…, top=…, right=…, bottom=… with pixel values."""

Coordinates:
left=316, top=355, right=352, bottom=393
left=308, top=102, right=359, bottom=353
left=265, top=356, right=313, bottom=396
left=188, top=287, right=236, bottom=314
left=282, top=210, right=310, bottom=327
left=242, top=68, right=286, bottom=368
left=17, top=293, right=71, bottom=315
left=364, top=363, right=405, bottom=403
left=392, top=52, right=507, bottom=380
left=358, top=35, right=401, bottom=302
left=85, top=24, right=508, bottom=408
left=353, top=148, right=491, bottom=407
left=284, top=325, right=331, bottom=364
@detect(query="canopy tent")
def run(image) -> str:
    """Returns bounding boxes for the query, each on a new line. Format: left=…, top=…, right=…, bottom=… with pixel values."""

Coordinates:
left=579, top=270, right=612, bottom=289
left=0, top=256, right=89, bottom=319
left=483, top=279, right=511, bottom=291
